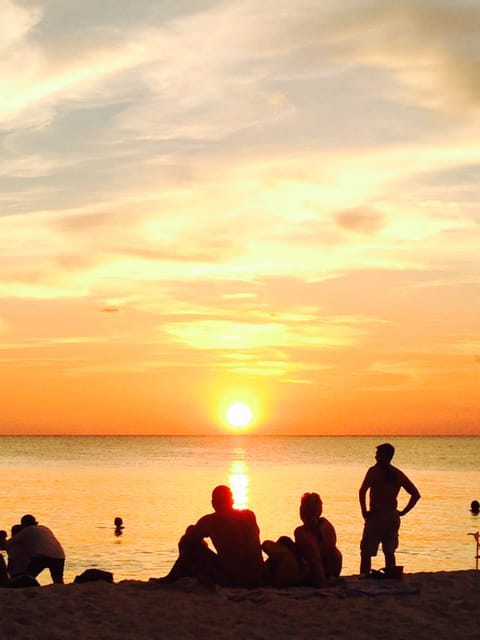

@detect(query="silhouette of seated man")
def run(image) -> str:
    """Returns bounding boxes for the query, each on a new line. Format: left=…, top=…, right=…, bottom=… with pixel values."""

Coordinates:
left=294, top=492, right=342, bottom=587
left=155, top=485, right=264, bottom=588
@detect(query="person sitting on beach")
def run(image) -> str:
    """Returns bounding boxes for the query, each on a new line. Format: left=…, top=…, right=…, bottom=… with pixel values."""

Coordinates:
left=359, top=443, right=420, bottom=577
left=154, top=485, right=264, bottom=588
left=6, top=515, right=66, bottom=584
left=0, top=524, right=40, bottom=587
left=0, top=555, right=8, bottom=587
left=261, top=535, right=305, bottom=588
left=5, top=524, right=30, bottom=580
left=294, top=492, right=342, bottom=587
left=470, top=500, right=479, bottom=516
left=0, top=531, right=9, bottom=587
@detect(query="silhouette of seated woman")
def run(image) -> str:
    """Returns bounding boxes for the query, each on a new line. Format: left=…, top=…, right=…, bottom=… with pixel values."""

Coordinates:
left=294, top=492, right=342, bottom=587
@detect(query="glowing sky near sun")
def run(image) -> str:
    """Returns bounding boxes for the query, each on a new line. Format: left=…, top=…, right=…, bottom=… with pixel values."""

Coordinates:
left=1, top=0, right=480, bottom=435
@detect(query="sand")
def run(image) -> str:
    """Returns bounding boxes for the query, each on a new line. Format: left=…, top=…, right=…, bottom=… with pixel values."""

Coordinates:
left=1, top=571, right=479, bottom=640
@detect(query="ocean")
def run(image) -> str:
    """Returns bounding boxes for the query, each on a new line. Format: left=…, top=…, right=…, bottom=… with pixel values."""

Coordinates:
left=0, top=436, right=479, bottom=584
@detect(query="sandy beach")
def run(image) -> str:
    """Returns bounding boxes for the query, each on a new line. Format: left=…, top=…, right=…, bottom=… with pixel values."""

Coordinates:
left=1, top=570, right=478, bottom=640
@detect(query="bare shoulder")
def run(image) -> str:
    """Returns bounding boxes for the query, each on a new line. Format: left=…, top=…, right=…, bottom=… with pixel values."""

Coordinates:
left=392, top=465, right=419, bottom=490
left=192, top=512, right=216, bottom=535
left=361, top=465, right=376, bottom=483
left=391, top=465, right=410, bottom=481
left=238, top=509, right=258, bottom=523
left=320, top=517, right=335, bottom=529
left=196, top=512, right=215, bottom=525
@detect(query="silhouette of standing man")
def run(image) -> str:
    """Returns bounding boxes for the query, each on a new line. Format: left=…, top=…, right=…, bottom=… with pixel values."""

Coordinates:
left=359, top=443, right=420, bottom=576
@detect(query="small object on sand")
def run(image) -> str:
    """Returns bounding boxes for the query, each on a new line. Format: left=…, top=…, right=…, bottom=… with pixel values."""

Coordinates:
left=468, top=531, right=479, bottom=570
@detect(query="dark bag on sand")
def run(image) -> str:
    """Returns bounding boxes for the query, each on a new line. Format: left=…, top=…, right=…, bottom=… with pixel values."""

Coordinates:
left=8, top=574, right=40, bottom=588
left=74, top=569, right=114, bottom=584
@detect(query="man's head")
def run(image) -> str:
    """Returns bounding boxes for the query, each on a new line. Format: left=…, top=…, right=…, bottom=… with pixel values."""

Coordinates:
left=20, top=514, right=38, bottom=527
left=375, top=443, right=395, bottom=463
left=211, top=485, right=234, bottom=513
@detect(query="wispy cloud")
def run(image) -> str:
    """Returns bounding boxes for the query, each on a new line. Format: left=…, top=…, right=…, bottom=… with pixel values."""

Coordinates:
left=1, top=0, right=480, bottom=432
left=334, top=208, right=387, bottom=234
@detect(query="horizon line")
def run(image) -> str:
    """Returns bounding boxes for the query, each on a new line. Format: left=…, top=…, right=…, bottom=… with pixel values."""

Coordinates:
left=0, top=433, right=478, bottom=438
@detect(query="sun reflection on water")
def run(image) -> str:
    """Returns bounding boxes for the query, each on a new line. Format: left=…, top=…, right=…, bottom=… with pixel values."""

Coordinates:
left=229, top=455, right=249, bottom=509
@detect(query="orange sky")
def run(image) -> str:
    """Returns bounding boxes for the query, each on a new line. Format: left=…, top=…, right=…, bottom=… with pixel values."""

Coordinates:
left=1, top=1, right=479, bottom=435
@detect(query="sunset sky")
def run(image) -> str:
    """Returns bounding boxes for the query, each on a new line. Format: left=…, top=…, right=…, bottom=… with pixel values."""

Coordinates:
left=1, top=0, right=479, bottom=435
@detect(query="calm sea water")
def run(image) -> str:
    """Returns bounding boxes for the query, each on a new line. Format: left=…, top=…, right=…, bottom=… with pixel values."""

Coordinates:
left=0, top=436, right=479, bottom=584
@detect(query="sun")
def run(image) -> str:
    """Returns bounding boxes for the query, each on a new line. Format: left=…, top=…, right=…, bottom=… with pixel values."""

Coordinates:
left=225, top=402, right=253, bottom=429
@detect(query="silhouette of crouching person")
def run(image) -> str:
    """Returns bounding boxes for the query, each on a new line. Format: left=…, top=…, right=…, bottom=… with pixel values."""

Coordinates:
left=9, top=515, right=65, bottom=584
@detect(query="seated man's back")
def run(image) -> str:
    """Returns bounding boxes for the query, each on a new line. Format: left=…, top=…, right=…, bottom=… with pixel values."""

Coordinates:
left=156, top=485, right=264, bottom=588
left=194, top=507, right=264, bottom=587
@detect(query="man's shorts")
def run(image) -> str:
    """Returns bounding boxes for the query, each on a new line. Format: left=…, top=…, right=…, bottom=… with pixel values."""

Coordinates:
left=360, top=510, right=401, bottom=557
